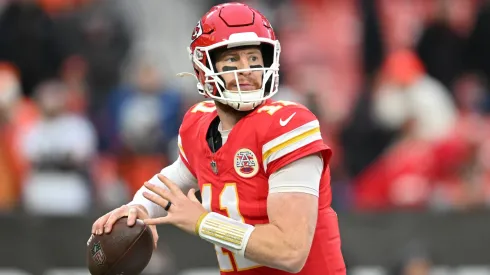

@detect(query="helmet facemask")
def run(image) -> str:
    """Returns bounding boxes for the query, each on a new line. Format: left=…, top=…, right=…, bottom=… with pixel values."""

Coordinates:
left=190, top=32, right=281, bottom=111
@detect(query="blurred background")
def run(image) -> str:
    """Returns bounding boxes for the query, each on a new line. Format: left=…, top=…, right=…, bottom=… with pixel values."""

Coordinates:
left=0, top=0, right=490, bottom=274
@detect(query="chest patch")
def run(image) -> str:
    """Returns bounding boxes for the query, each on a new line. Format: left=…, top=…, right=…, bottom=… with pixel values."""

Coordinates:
left=234, top=148, right=259, bottom=178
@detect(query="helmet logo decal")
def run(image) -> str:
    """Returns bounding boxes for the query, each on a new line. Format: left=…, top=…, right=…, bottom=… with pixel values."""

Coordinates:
left=191, top=21, right=203, bottom=42
left=195, top=50, right=204, bottom=60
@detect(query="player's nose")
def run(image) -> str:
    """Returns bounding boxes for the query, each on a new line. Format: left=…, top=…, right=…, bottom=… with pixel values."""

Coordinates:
left=238, top=55, right=252, bottom=75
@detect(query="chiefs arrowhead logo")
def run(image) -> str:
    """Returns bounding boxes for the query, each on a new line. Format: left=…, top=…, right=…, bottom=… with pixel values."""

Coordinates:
left=191, top=21, right=203, bottom=42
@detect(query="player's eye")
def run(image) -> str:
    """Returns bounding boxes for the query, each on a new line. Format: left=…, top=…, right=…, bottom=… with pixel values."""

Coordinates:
left=225, top=56, right=238, bottom=62
left=249, top=55, right=259, bottom=62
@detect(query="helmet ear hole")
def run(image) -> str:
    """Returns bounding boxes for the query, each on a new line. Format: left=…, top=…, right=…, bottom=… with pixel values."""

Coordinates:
left=260, top=44, right=274, bottom=68
left=209, top=46, right=226, bottom=73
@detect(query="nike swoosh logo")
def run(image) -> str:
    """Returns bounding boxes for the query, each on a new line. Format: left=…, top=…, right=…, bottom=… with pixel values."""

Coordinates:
left=279, top=112, right=296, bottom=126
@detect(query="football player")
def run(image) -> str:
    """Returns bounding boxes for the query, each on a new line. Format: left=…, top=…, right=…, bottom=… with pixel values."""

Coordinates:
left=92, top=2, right=346, bottom=274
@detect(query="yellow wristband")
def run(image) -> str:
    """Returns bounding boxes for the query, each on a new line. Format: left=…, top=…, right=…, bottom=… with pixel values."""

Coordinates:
left=197, top=212, right=255, bottom=255
left=195, top=212, right=209, bottom=235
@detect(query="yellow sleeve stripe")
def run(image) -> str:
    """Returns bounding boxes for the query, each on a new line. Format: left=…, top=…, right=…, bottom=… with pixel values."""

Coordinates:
left=262, top=120, right=319, bottom=153
left=263, top=127, right=320, bottom=161
left=262, top=123, right=322, bottom=172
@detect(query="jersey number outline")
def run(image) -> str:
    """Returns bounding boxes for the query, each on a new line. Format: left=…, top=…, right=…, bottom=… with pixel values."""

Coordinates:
left=257, top=100, right=297, bottom=115
left=191, top=101, right=216, bottom=113
left=192, top=100, right=297, bottom=115
left=201, top=183, right=262, bottom=272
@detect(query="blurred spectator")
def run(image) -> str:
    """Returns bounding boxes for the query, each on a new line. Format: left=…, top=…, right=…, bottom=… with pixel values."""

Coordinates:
left=99, top=61, right=184, bottom=197
left=340, top=77, right=397, bottom=179
left=465, top=1, right=490, bottom=113
left=0, top=0, right=64, bottom=97
left=37, top=0, right=93, bottom=15
left=42, top=0, right=133, bottom=115
left=0, top=63, right=38, bottom=211
left=389, top=240, right=432, bottom=275
left=77, top=0, right=132, bottom=115
left=21, top=80, right=96, bottom=215
left=359, top=0, right=384, bottom=78
left=416, top=0, right=477, bottom=91
left=342, top=0, right=390, bottom=180
left=60, top=55, right=89, bottom=114
left=376, top=0, right=426, bottom=52
left=371, top=50, right=457, bottom=142
left=428, top=74, right=490, bottom=211
left=352, top=50, right=458, bottom=210
left=280, top=0, right=361, bottom=125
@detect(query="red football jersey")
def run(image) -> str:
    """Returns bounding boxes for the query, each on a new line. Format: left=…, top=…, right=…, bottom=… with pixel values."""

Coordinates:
left=178, top=100, right=346, bottom=275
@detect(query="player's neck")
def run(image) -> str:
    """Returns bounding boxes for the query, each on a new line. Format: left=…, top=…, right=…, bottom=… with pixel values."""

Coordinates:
left=215, top=101, right=251, bottom=131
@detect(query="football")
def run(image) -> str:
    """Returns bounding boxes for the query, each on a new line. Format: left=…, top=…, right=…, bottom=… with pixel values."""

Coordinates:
left=87, top=217, right=154, bottom=275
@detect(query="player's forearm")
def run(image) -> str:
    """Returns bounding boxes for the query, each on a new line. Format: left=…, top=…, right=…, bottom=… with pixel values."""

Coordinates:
left=244, top=223, right=311, bottom=273
left=239, top=156, right=320, bottom=272
left=196, top=212, right=311, bottom=273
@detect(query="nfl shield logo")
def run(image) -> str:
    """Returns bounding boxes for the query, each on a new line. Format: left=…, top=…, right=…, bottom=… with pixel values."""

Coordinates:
left=91, top=242, right=106, bottom=265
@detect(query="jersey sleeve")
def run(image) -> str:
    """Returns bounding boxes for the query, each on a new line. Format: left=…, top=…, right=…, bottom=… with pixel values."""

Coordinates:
left=177, top=133, right=194, bottom=177
left=261, top=105, right=331, bottom=176
left=129, top=156, right=198, bottom=218
left=268, top=154, right=323, bottom=196
left=177, top=101, right=216, bottom=178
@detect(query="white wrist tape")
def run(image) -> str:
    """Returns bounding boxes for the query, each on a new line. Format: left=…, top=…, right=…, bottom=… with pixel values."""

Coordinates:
left=198, top=212, right=255, bottom=256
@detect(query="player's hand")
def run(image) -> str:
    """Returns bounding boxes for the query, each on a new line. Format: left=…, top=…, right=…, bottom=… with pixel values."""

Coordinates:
left=142, top=174, right=207, bottom=236
left=91, top=204, right=159, bottom=249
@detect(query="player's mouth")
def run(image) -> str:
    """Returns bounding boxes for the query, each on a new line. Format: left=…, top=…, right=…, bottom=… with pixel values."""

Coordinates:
left=233, top=83, right=256, bottom=91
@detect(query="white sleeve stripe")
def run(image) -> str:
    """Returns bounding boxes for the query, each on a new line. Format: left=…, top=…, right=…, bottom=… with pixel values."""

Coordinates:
left=262, top=120, right=319, bottom=154
left=177, top=134, right=188, bottom=163
left=263, top=132, right=322, bottom=172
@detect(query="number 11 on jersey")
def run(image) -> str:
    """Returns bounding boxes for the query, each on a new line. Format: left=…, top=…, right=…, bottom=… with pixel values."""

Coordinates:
left=201, top=184, right=261, bottom=272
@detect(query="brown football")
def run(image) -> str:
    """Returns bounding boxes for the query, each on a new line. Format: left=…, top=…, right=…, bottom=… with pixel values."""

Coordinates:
left=87, top=217, right=154, bottom=275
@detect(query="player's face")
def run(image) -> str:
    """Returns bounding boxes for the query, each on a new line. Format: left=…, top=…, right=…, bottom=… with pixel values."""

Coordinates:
left=214, top=47, right=264, bottom=92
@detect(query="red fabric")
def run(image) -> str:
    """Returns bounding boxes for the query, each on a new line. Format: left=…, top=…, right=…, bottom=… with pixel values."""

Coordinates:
left=179, top=100, right=345, bottom=274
